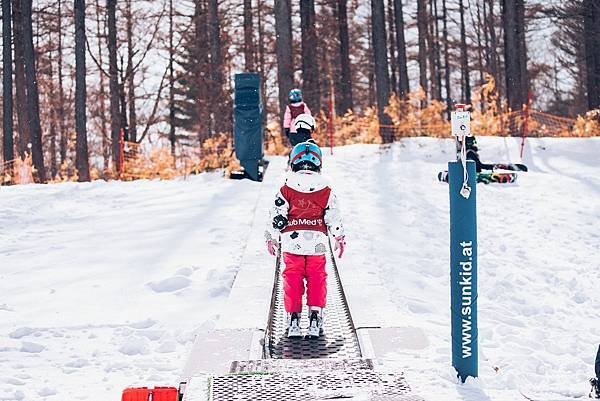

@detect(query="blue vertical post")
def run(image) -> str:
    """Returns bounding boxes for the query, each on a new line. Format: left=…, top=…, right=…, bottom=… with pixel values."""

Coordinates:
left=233, top=73, right=263, bottom=181
left=449, top=160, right=478, bottom=382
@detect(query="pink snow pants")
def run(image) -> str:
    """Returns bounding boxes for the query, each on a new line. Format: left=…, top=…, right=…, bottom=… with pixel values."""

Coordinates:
left=282, top=252, right=327, bottom=313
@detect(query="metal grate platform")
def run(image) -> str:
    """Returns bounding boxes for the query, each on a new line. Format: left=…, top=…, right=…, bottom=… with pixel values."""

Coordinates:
left=206, top=359, right=420, bottom=401
left=264, top=243, right=362, bottom=359
left=181, top=241, right=425, bottom=400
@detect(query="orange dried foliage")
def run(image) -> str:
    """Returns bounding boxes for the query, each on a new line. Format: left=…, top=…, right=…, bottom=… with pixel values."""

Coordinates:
left=568, top=109, right=600, bottom=137
left=385, top=88, right=450, bottom=137
left=187, top=133, right=239, bottom=175
left=122, top=147, right=179, bottom=180
left=3, top=154, right=35, bottom=185
left=264, top=121, right=288, bottom=155
left=470, top=75, right=512, bottom=136
left=320, top=108, right=383, bottom=146
left=117, top=133, right=240, bottom=181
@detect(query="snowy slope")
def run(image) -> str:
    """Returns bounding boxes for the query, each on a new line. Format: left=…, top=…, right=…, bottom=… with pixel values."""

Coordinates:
left=1, top=137, right=599, bottom=401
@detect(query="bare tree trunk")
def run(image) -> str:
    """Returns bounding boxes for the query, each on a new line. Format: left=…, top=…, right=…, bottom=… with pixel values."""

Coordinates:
left=393, top=0, right=409, bottom=98
left=427, top=0, right=439, bottom=100
left=417, top=0, right=428, bottom=97
left=3, top=0, right=15, bottom=171
left=442, top=0, right=451, bottom=117
left=46, top=32, right=58, bottom=178
left=516, top=0, right=528, bottom=103
left=584, top=0, right=600, bottom=109
left=195, top=0, right=211, bottom=143
left=317, top=6, right=332, bottom=112
left=119, top=62, right=128, bottom=140
left=459, top=0, right=471, bottom=104
left=243, top=0, right=255, bottom=71
left=95, top=0, right=109, bottom=172
left=331, top=2, right=342, bottom=116
left=274, top=0, right=294, bottom=129
left=371, top=0, right=392, bottom=143
left=486, top=0, right=500, bottom=93
left=310, top=0, right=322, bottom=112
left=57, top=0, right=67, bottom=165
left=208, top=0, right=225, bottom=136
left=367, top=24, right=375, bottom=107
left=12, top=0, right=30, bottom=158
left=49, top=117, right=57, bottom=177
left=74, top=0, right=90, bottom=181
left=107, top=0, right=121, bottom=173
left=482, top=0, right=490, bottom=72
left=502, top=0, right=527, bottom=110
left=300, top=0, right=320, bottom=111
left=387, top=0, right=397, bottom=96
left=474, top=0, right=485, bottom=108
left=22, top=0, right=46, bottom=182
left=337, top=0, right=353, bottom=113
left=125, top=0, right=137, bottom=142
left=257, top=0, right=267, bottom=127
left=169, top=0, right=176, bottom=156
left=432, top=0, right=443, bottom=100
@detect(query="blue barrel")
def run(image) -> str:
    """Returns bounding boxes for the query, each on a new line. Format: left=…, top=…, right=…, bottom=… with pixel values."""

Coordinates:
left=448, top=160, right=478, bottom=382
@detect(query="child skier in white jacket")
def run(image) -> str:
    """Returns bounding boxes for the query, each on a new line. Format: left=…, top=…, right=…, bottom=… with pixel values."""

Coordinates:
left=265, top=141, right=346, bottom=338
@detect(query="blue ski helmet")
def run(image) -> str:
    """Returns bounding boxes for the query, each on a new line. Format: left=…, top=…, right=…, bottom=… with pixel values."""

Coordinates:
left=290, top=141, right=322, bottom=172
left=288, top=88, right=302, bottom=103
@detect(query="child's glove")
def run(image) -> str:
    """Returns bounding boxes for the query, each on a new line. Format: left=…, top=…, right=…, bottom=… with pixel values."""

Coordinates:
left=272, top=215, right=288, bottom=231
left=334, top=236, right=346, bottom=258
left=266, top=239, right=278, bottom=256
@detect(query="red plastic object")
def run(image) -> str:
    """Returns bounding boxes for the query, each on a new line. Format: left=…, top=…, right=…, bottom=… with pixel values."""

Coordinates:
left=152, top=387, right=179, bottom=401
left=121, top=387, right=150, bottom=401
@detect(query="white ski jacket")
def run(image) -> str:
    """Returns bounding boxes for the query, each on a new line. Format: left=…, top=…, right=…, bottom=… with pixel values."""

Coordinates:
left=265, top=170, right=344, bottom=256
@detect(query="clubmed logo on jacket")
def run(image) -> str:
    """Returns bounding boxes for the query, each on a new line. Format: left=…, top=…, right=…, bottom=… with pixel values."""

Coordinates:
left=287, top=218, right=324, bottom=227
left=281, top=185, right=330, bottom=234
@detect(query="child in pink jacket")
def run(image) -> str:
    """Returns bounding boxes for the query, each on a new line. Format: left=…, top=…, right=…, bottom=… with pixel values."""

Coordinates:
left=265, top=141, right=346, bottom=338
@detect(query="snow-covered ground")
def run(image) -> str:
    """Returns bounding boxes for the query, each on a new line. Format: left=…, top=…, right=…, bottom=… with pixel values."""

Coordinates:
left=1, top=137, right=599, bottom=401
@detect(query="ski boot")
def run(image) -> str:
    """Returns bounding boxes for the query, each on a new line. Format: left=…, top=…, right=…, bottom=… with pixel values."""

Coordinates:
left=307, top=307, right=324, bottom=339
left=590, top=377, right=600, bottom=399
left=287, top=312, right=302, bottom=338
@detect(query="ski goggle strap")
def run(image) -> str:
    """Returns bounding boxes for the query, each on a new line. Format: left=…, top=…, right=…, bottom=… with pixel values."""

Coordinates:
left=290, top=148, right=322, bottom=166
